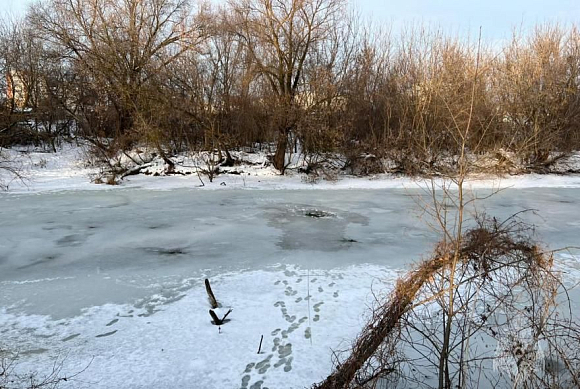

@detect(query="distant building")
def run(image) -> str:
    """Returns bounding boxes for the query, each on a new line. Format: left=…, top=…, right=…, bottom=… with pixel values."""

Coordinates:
left=6, top=70, right=28, bottom=109
left=295, top=90, right=347, bottom=111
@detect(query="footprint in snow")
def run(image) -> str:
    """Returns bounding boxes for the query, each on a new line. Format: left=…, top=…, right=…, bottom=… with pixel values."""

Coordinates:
left=277, top=343, right=292, bottom=359
left=272, top=337, right=281, bottom=352
left=287, top=322, right=300, bottom=334
left=241, top=374, right=251, bottom=389
left=313, top=302, right=324, bottom=312
left=250, top=380, right=265, bottom=389
left=284, top=287, right=297, bottom=296
left=244, top=363, right=255, bottom=373
left=254, top=354, right=273, bottom=374
left=284, top=357, right=293, bottom=372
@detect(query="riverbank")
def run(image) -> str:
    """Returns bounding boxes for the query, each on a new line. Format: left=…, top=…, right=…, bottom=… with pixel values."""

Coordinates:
left=3, top=144, right=580, bottom=194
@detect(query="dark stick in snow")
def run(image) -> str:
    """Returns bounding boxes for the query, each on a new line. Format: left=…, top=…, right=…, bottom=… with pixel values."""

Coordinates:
left=257, top=335, right=264, bottom=354
left=205, top=279, right=218, bottom=309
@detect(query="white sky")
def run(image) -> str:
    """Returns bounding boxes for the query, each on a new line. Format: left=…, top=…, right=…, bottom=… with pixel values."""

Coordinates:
left=1, top=0, right=579, bottom=41
left=355, top=0, right=580, bottom=41
left=1, top=0, right=29, bottom=15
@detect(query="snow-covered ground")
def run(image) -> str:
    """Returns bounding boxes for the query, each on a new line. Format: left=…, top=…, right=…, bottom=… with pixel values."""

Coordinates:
left=2, top=265, right=400, bottom=389
left=3, top=145, right=580, bottom=194
left=2, top=147, right=580, bottom=388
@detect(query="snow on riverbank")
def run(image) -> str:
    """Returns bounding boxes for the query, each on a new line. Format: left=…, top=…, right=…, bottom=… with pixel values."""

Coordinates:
left=3, top=258, right=580, bottom=389
left=0, top=145, right=101, bottom=193
left=3, top=145, right=580, bottom=194
left=1, top=265, right=399, bottom=389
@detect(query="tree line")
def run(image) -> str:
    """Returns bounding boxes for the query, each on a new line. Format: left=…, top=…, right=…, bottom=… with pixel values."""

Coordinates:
left=1, top=0, right=580, bottom=175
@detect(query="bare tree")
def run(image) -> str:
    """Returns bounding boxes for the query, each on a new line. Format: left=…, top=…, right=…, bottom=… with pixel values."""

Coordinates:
left=30, top=0, right=205, bottom=156
left=228, top=0, right=346, bottom=173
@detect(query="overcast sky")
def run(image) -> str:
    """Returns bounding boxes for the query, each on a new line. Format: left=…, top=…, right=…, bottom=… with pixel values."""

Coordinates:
left=2, top=0, right=579, bottom=41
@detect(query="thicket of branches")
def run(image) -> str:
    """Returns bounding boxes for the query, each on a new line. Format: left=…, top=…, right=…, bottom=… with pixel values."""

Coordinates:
left=1, top=0, right=580, bottom=175
left=313, top=215, right=580, bottom=389
left=312, top=29, right=580, bottom=388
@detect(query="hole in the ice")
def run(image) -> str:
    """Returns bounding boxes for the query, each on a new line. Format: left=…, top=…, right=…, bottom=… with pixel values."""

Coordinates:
left=268, top=204, right=368, bottom=252
left=143, top=247, right=188, bottom=256
left=303, top=209, right=336, bottom=218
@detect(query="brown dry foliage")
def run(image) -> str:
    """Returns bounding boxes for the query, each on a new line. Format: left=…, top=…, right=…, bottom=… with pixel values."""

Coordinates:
left=313, top=216, right=580, bottom=388
left=1, top=2, right=580, bottom=176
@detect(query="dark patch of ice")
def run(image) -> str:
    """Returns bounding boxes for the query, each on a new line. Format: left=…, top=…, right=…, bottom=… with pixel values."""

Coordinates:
left=95, top=330, right=118, bottom=338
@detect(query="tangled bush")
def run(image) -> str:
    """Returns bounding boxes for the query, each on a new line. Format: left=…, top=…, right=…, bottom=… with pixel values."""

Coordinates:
left=314, top=215, right=580, bottom=389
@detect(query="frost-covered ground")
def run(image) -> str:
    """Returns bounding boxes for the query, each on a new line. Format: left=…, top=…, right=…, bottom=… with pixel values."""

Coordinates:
left=2, top=147, right=580, bottom=388
left=3, top=144, right=580, bottom=193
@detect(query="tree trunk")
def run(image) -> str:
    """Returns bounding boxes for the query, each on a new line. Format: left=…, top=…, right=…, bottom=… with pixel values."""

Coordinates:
left=273, top=130, right=288, bottom=174
left=117, top=108, right=134, bottom=137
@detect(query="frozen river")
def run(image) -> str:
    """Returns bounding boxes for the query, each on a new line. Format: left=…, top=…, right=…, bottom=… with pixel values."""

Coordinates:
left=1, top=188, right=580, bottom=388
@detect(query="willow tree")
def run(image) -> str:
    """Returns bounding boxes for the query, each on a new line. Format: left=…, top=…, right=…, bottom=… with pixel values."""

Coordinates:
left=230, top=0, right=346, bottom=173
left=30, top=0, right=204, bottom=149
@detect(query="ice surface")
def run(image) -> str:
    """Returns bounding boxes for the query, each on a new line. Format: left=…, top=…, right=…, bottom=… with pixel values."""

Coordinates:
left=1, top=188, right=580, bottom=388
left=0, top=189, right=435, bottom=317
